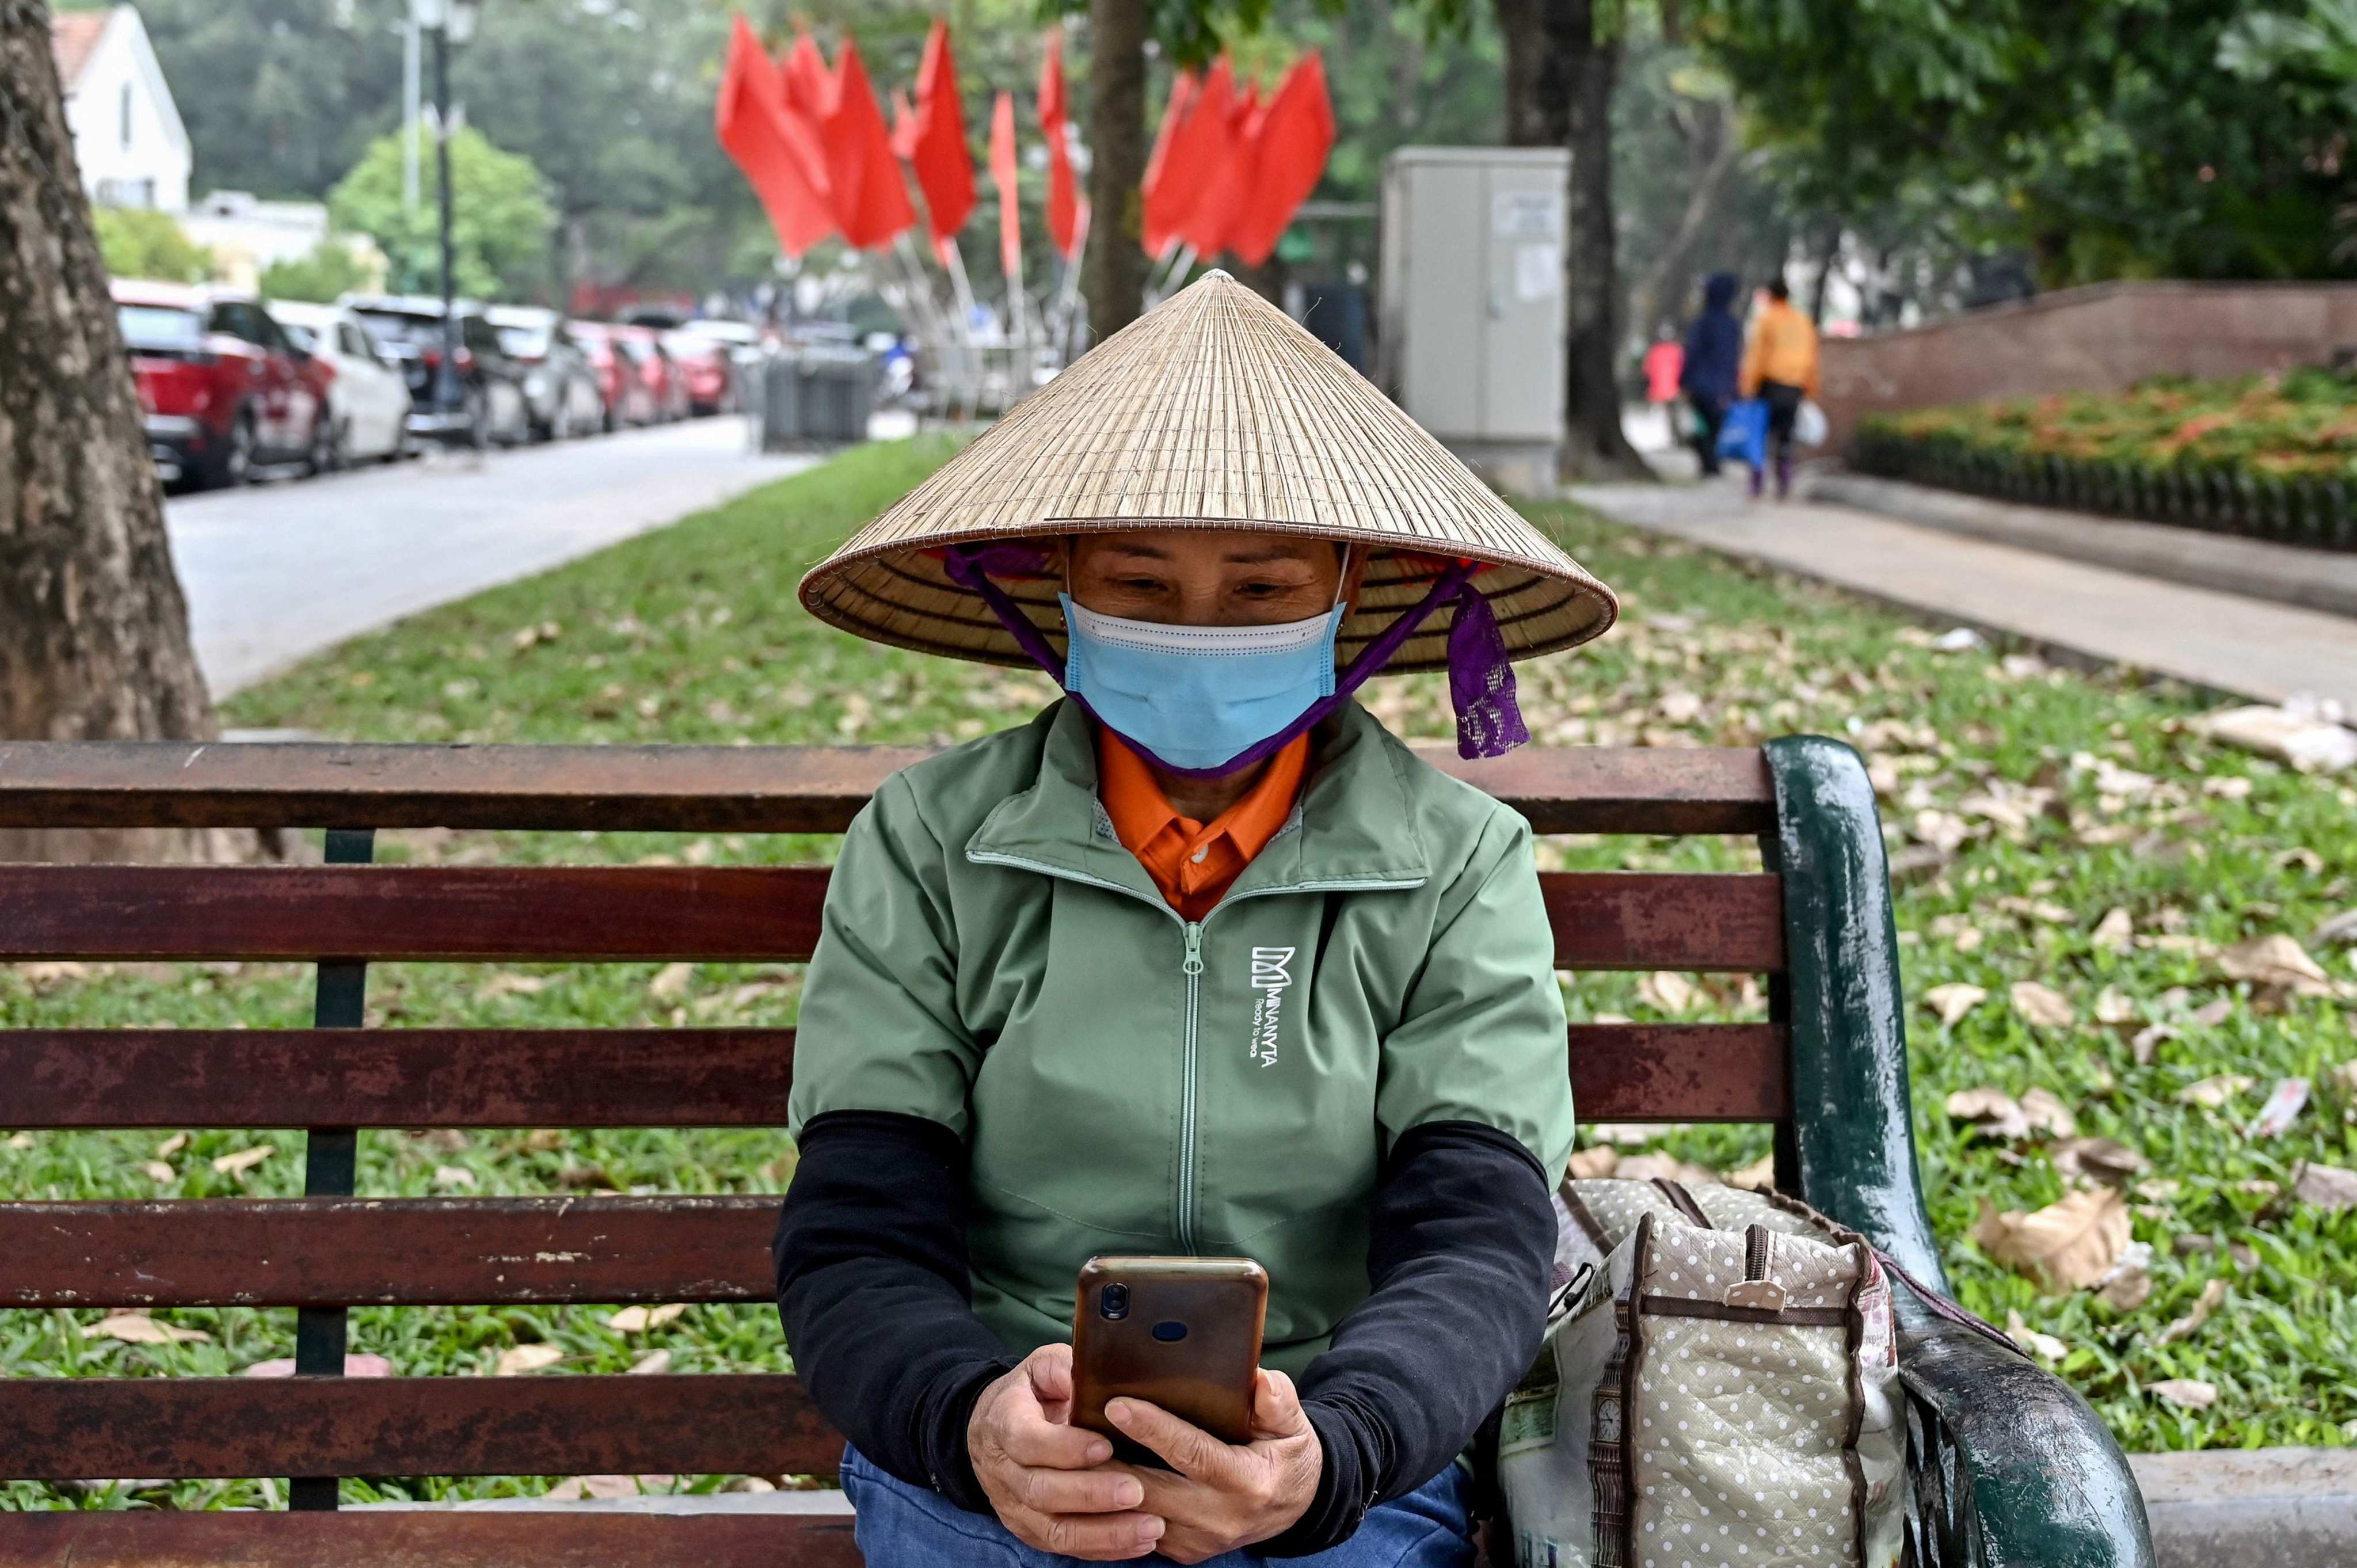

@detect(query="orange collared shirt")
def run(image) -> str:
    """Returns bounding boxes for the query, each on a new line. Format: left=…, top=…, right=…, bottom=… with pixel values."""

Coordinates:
left=1096, top=728, right=1309, bottom=921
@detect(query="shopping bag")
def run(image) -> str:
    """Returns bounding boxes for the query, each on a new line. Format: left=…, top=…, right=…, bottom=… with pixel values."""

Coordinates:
left=1716, top=397, right=1767, bottom=469
left=1794, top=398, right=1829, bottom=448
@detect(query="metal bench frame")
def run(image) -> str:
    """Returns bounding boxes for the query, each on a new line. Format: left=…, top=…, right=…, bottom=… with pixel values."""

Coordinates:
left=0, top=735, right=2153, bottom=1567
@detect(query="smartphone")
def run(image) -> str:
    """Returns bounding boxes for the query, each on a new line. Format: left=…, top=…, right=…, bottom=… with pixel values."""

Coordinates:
left=1071, top=1255, right=1269, bottom=1451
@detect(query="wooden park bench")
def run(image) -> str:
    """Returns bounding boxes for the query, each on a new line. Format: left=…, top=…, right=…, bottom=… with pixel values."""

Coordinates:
left=0, top=735, right=2153, bottom=1566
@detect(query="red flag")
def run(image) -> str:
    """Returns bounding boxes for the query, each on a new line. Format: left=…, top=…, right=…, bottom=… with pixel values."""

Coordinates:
left=907, top=20, right=975, bottom=243
left=782, top=30, right=831, bottom=117
left=1038, top=32, right=1080, bottom=260
left=1140, top=71, right=1199, bottom=257
left=820, top=38, right=915, bottom=252
left=714, top=14, right=833, bottom=257
left=1226, top=53, right=1334, bottom=266
left=1179, top=66, right=1256, bottom=258
left=890, top=87, right=919, bottom=161
left=989, top=89, right=1021, bottom=280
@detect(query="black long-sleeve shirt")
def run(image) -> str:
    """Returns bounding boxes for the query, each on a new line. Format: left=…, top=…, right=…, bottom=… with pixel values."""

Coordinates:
left=775, top=1109, right=1555, bottom=1556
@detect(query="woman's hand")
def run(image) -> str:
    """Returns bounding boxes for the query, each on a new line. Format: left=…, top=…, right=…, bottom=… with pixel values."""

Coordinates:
left=1106, top=1369, right=1323, bottom=1565
left=968, top=1344, right=1167, bottom=1561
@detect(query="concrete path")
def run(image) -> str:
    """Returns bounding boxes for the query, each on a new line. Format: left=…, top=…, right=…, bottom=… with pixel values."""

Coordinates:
left=1572, top=474, right=2357, bottom=711
left=166, top=417, right=816, bottom=697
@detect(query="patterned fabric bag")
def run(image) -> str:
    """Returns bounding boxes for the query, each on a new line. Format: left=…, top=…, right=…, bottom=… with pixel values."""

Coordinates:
left=1499, top=1177, right=1905, bottom=1568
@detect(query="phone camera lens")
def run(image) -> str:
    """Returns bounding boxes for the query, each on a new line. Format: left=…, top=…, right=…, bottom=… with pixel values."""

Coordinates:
left=1099, top=1283, right=1130, bottom=1320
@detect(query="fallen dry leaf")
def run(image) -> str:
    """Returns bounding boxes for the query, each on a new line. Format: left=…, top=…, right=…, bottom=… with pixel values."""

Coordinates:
left=1638, top=971, right=1695, bottom=1015
left=1615, top=1152, right=1720, bottom=1187
left=432, top=1164, right=477, bottom=1190
left=1566, top=1145, right=1620, bottom=1179
left=243, top=1354, right=393, bottom=1378
left=1724, top=1154, right=1777, bottom=1191
left=1946, top=1086, right=2026, bottom=1135
left=2094, top=986, right=2137, bottom=1026
left=2011, top=981, right=2076, bottom=1029
left=2243, top=1078, right=2310, bottom=1139
left=2157, top=1278, right=2229, bottom=1345
left=154, top=1132, right=188, bottom=1159
left=2054, top=1137, right=2149, bottom=1185
left=495, top=1344, right=565, bottom=1376
left=605, top=1304, right=689, bottom=1334
left=648, top=962, right=695, bottom=1001
left=2130, top=1023, right=2177, bottom=1065
left=545, top=1474, right=672, bottom=1501
left=2188, top=996, right=2236, bottom=1028
left=5, top=1132, right=34, bottom=1150
left=478, top=972, right=549, bottom=1001
left=2176, top=1074, right=2254, bottom=1109
left=2216, top=934, right=2335, bottom=997
left=82, top=1311, right=209, bottom=1345
left=211, top=1144, right=275, bottom=1176
left=2291, top=1160, right=2357, bottom=1211
left=2005, top=1309, right=2070, bottom=1362
left=2019, top=1087, right=2078, bottom=1139
left=2100, top=1268, right=2154, bottom=1312
left=1973, top=1188, right=2131, bottom=1291
left=142, top=1160, right=174, bottom=1183
left=627, top=1349, right=673, bottom=1376
left=1925, top=983, right=1987, bottom=1027
left=2091, top=908, right=2135, bottom=953
left=2313, top=908, right=2357, bottom=946
left=2149, top=1378, right=2217, bottom=1410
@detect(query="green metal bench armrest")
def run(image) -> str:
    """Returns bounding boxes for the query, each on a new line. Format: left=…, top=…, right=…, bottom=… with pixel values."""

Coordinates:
left=1762, top=737, right=2156, bottom=1566
left=1898, top=1316, right=2157, bottom=1568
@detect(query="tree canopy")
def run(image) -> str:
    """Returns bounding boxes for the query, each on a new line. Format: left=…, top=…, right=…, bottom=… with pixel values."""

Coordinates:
left=328, top=126, right=557, bottom=299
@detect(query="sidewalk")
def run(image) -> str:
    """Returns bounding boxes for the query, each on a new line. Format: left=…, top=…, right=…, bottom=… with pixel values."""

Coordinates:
left=1570, top=474, right=2357, bottom=713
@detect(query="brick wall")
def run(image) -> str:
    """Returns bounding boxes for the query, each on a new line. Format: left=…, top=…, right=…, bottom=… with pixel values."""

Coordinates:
left=1818, top=280, right=2357, bottom=453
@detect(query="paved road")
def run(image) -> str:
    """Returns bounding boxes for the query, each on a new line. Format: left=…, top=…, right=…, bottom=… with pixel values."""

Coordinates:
left=166, top=418, right=817, bottom=697
left=1574, top=473, right=2357, bottom=713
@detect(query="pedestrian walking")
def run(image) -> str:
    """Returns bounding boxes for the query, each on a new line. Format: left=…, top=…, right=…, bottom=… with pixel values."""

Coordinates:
left=1640, top=325, right=1684, bottom=407
left=1678, top=273, right=1742, bottom=477
left=1737, top=277, right=1821, bottom=501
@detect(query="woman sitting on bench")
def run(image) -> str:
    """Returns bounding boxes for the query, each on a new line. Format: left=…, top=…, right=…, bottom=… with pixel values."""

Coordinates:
left=778, top=272, right=1617, bottom=1565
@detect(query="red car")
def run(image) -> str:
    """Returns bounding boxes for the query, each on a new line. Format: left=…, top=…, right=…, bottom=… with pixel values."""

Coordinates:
left=610, top=323, right=689, bottom=423
left=113, top=280, right=334, bottom=488
left=661, top=329, right=736, bottom=415
left=568, top=320, right=656, bottom=428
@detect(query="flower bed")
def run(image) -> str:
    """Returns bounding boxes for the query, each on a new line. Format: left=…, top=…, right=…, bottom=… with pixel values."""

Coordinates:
left=1853, top=370, right=2357, bottom=550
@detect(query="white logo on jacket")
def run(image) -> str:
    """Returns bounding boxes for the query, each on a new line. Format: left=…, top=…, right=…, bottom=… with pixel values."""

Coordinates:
left=1247, top=946, right=1295, bottom=1067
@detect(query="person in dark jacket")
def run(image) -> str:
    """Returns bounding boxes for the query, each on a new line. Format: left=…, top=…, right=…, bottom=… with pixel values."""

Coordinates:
left=1678, top=273, right=1743, bottom=477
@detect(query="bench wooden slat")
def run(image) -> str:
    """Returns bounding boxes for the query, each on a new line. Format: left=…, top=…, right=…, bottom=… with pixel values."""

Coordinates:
left=0, top=1511, right=864, bottom=1568
left=0, top=1013, right=1785, bottom=1308
left=0, top=740, right=1777, bottom=835
left=2, top=1029, right=799, bottom=1129
left=3, top=1023, right=1780, bottom=1131
left=0, top=866, right=1781, bottom=971
left=0, top=1375, right=836, bottom=1482
left=0, top=1196, right=777, bottom=1309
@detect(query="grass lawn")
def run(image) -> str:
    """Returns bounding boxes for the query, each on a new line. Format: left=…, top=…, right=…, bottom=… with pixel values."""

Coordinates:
left=5, top=434, right=2354, bottom=1509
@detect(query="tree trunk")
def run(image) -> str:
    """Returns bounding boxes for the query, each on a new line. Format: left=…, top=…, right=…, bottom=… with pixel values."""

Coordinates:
left=1, top=0, right=220, bottom=863
left=1494, top=0, right=1648, bottom=482
left=1808, top=218, right=1842, bottom=326
left=1080, top=0, right=1148, bottom=349
left=1625, top=100, right=1739, bottom=345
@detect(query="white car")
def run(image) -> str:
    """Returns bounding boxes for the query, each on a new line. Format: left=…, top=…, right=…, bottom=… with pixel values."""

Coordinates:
left=265, top=300, right=414, bottom=465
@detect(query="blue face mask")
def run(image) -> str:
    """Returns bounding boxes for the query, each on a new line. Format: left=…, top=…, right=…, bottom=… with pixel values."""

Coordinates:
left=1060, top=593, right=1343, bottom=775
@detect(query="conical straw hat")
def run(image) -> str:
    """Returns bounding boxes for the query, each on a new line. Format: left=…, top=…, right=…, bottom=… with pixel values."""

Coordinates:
left=799, top=269, right=1617, bottom=673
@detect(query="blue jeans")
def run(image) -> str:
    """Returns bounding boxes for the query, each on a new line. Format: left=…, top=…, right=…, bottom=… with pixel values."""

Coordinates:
left=839, top=1445, right=1478, bottom=1568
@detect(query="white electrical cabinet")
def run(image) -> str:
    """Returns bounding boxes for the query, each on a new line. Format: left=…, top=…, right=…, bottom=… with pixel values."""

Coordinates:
left=1377, top=147, right=1567, bottom=493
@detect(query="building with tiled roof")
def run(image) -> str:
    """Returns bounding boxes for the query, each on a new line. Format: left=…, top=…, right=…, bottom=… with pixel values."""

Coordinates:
left=49, top=6, right=191, bottom=214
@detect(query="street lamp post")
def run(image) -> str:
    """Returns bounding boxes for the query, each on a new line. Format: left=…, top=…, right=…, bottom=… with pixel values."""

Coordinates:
left=412, top=0, right=480, bottom=434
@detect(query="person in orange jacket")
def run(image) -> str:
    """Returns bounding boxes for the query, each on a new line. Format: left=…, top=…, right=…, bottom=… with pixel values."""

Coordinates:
left=1737, top=277, right=1820, bottom=501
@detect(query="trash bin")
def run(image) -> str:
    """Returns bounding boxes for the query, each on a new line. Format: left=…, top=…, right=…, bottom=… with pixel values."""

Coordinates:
left=756, top=348, right=879, bottom=450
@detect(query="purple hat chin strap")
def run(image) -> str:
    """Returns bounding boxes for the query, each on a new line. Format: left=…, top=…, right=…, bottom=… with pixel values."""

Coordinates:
left=941, top=546, right=1529, bottom=771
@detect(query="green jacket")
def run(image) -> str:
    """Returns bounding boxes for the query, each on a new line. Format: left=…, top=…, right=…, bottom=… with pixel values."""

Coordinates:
left=790, top=698, right=1575, bottom=1375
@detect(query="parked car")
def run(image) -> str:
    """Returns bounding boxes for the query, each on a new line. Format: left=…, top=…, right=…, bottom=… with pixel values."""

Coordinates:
left=114, top=280, right=334, bottom=488
left=487, top=306, right=608, bottom=441
left=343, top=294, right=533, bottom=448
left=661, top=328, right=739, bottom=415
left=265, top=300, right=413, bottom=466
left=610, top=323, right=690, bottom=423
left=567, top=320, right=657, bottom=428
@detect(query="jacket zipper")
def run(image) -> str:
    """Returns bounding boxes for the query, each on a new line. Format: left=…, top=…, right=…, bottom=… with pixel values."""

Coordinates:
left=966, top=848, right=1422, bottom=1253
